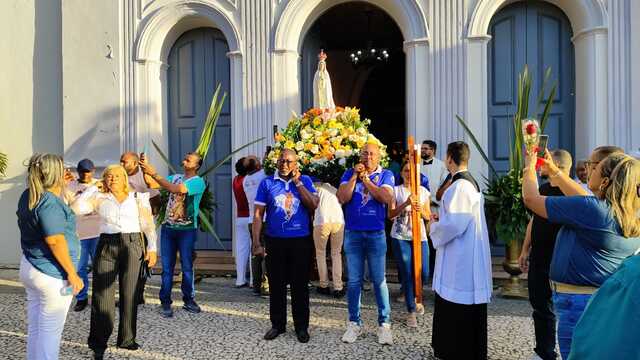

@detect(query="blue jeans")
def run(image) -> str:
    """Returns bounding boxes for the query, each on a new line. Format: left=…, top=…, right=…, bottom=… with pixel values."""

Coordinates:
left=160, top=227, right=197, bottom=304
left=553, top=292, right=592, bottom=360
left=344, top=230, right=390, bottom=325
left=76, top=237, right=99, bottom=301
left=391, top=238, right=429, bottom=313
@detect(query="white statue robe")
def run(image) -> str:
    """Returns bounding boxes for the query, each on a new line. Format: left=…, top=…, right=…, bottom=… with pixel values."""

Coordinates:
left=312, top=69, right=335, bottom=110
left=429, top=173, right=493, bottom=305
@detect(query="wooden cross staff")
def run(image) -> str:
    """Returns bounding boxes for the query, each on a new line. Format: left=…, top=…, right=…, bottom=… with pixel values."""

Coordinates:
left=407, top=136, right=423, bottom=304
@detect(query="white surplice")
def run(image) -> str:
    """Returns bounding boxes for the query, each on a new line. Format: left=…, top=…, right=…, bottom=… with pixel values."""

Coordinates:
left=429, top=177, right=492, bottom=305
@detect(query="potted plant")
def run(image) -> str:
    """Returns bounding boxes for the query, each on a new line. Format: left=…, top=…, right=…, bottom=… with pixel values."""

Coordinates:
left=456, top=65, right=557, bottom=298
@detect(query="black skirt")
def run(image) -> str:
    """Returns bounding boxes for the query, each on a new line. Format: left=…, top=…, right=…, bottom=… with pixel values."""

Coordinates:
left=432, top=292, right=488, bottom=360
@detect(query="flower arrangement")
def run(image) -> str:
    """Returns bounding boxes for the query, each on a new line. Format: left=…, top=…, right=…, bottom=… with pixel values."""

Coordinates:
left=522, top=118, right=539, bottom=153
left=264, top=107, right=388, bottom=186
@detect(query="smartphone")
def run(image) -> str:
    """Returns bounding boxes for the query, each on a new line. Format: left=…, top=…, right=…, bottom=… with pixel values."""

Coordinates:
left=537, top=135, right=549, bottom=157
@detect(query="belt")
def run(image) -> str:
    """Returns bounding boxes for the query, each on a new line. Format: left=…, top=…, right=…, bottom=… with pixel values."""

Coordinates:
left=550, top=280, right=598, bottom=295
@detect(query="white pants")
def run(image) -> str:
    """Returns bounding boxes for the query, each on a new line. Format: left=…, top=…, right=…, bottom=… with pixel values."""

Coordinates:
left=19, top=257, right=73, bottom=360
left=234, top=217, right=252, bottom=286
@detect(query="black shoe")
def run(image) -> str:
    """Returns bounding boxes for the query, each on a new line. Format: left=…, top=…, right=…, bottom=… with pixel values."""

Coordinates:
left=73, top=299, right=88, bottom=312
left=161, top=303, right=173, bottom=318
left=263, top=328, right=285, bottom=340
left=183, top=300, right=201, bottom=314
left=117, top=342, right=140, bottom=351
left=332, top=289, right=345, bottom=298
left=316, top=286, right=331, bottom=296
left=296, top=329, right=310, bottom=343
left=235, top=282, right=249, bottom=289
left=137, top=297, right=145, bottom=305
left=253, top=289, right=262, bottom=296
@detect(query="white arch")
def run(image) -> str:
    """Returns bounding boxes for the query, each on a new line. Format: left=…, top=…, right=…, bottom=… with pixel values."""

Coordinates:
left=135, top=0, right=242, bottom=62
left=467, top=0, right=607, bottom=38
left=273, top=0, right=429, bottom=52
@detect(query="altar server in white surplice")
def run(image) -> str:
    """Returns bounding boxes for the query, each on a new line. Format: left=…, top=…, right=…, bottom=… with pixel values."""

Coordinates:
left=429, top=141, right=492, bottom=360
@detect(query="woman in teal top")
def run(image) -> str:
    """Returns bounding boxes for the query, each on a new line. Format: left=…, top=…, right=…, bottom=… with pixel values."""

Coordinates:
left=522, top=151, right=640, bottom=359
left=17, top=153, right=84, bottom=360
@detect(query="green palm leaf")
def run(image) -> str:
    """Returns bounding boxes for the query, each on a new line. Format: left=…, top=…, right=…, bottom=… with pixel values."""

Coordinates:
left=0, top=152, right=7, bottom=178
left=199, top=137, right=265, bottom=177
left=454, top=115, right=499, bottom=178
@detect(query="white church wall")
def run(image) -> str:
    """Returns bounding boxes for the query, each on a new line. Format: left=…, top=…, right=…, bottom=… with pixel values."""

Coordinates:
left=0, top=0, right=64, bottom=264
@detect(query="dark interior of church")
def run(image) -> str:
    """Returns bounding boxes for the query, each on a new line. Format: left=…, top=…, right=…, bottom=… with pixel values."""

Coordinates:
left=301, top=2, right=406, bottom=148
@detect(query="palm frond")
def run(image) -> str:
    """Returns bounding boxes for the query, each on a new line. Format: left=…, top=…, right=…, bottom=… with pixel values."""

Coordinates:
left=151, top=140, right=178, bottom=174
left=0, top=152, right=7, bottom=178
left=196, top=84, right=228, bottom=160
left=539, top=81, right=558, bottom=133
left=199, top=137, right=265, bottom=177
left=454, top=115, right=499, bottom=178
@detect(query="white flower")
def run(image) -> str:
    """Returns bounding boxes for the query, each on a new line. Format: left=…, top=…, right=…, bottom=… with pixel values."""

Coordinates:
left=348, top=134, right=359, bottom=142
left=338, top=157, right=346, bottom=166
left=356, top=127, right=366, bottom=135
left=329, top=128, right=338, bottom=137
left=310, top=144, right=320, bottom=154
left=295, top=141, right=304, bottom=151
left=335, top=149, right=346, bottom=158
left=301, top=130, right=312, bottom=140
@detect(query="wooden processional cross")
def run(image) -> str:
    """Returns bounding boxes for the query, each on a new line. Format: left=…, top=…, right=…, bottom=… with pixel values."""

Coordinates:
left=407, top=136, right=423, bottom=304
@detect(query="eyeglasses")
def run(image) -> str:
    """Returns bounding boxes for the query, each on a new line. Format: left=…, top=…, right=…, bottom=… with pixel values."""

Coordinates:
left=277, top=159, right=296, bottom=165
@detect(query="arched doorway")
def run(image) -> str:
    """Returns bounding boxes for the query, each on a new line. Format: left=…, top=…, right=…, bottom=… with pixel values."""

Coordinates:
left=300, top=2, right=406, bottom=147
left=167, top=27, right=232, bottom=250
left=487, top=1, right=575, bottom=174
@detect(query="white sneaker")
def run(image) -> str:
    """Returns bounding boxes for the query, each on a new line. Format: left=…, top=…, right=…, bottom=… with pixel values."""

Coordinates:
left=377, top=323, right=393, bottom=345
left=406, top=312, right=418, bottom=328
left=341, top=321, right=362, bottom=343
left=529, top=354, right=543, bottom=360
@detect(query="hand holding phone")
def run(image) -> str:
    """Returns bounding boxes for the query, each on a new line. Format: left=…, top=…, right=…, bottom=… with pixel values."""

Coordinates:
left=537, top=135, right=549, bottom=158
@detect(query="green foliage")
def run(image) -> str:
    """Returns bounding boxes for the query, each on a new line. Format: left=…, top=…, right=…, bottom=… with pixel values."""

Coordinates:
left=195, top=84, right=227, bottom=160
left=0, top=152, right=7, bottom=178
left=455, top=65, right=557, bottom=245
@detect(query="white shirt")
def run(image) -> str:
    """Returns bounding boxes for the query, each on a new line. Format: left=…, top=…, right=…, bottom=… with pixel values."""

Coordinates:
left=65, top=180, right=101, bottom=240
left=72, top=186, right=157, bottom=252
left=421, top=157, right=448, bottom=204
left=313, top=182, right=344, bottom=226
left=429, top=178, right=492, bottom=305
left=243, top=169, right=267, bottom=217
left=390, top=185, right=429, bottom=241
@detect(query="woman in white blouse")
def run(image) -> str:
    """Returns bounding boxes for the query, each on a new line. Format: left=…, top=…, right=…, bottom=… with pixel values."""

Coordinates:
left=387, top=161, right=431, bottom=328
left=71, top=164, right=157, bottom=359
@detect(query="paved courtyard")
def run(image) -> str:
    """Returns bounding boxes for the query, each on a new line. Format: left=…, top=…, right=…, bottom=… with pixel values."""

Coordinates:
left=0, top=269, right=536, bottom=359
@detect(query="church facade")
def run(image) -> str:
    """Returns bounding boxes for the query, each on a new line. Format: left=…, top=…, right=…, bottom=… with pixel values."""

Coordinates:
left=1, top=0, right=639, bottom=262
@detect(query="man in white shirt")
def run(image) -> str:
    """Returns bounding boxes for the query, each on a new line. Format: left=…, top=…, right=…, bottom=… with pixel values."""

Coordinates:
left=312, top=182, right=345, bottom=297
left=243, top=155, right=268, bottom=296
left=429, top=141, right=492, bottom=359
left=420, top=140, right=448, bottom=206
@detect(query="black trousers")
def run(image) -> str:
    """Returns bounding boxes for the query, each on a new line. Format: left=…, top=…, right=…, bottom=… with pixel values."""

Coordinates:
left=265, top=235, right=312, bottom=332
left=528, top=262, right=557, bottom=360
left=432, top=293, right=487, bottom=360
left=248, top=224, right=268, bottom=292
left=88, top=233, right=143, bottom=351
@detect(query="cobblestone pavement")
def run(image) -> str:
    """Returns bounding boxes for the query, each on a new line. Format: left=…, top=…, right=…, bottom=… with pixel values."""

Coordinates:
left=0, top=269, right=536, bottom=359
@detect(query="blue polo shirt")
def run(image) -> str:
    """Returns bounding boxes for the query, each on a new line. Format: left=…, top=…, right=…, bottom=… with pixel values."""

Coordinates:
left=546, top=196, right=640, bottom=287
left=340, top=166, right=395, bottom=231
left=17, top=190, right=79, bottom=280
left=254, top=173, right=316, bottom=238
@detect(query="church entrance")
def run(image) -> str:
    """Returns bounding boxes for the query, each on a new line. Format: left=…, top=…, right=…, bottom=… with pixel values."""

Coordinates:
left=300, top=2, right=406, bottom=148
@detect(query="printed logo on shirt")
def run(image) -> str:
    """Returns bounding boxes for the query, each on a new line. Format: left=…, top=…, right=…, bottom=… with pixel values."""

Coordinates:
left=274, top=192, right=300, bottom=222
left=164, top=175, right=194, bottom=227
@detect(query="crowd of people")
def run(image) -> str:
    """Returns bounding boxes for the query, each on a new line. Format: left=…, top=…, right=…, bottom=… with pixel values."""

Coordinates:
left=15, top=136, right=640, bottom=359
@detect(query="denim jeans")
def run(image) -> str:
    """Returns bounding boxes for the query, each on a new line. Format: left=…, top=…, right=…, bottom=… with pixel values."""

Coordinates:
left=391, top=238, right=429, bottom=313
left=160, top=227, right=197, bottom=304
left=344, top=230, right=390, bottom=325
left=76, top=237, right=99, bottom=301
left=553, top=292, right=592, bottom=360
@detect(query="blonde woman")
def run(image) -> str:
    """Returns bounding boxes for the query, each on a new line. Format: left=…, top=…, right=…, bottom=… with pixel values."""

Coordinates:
left=71, top=164, right=157, bottom=360
left=522, top=152, right=640, bottom=359
left=17, top=153, right=84, bottom=360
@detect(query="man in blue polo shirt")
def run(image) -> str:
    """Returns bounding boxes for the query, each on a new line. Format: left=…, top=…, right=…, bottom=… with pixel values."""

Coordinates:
left=336, top=143, right=395, bottom=345
left=252, top=149, right=318, bottom=343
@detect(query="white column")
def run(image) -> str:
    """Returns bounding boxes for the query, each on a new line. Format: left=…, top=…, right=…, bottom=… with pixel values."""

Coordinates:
left=404, top=38, right=431, bottom=145
left=271, top=49, right=301, bottom=133
left=631, top=0, right=640, bottom=154
left=136, top=59, right=170, bottom=175
left=227, top=51, right=245, bottom=156
left=464, top=36, right=491, bottom=181
left=573, top=28, right=608, bottom=160
left=607, top=0, right=631, bottom=151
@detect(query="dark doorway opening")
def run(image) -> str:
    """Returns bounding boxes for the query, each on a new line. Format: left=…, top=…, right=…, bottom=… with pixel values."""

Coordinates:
left=300, top=2, right=406, bottom=147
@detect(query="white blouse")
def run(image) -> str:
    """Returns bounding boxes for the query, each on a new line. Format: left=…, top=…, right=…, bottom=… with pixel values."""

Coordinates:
left=71, top=186, right=157, bottom=252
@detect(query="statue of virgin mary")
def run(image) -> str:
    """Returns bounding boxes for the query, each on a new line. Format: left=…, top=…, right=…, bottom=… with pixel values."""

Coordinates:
left=312, top=50, right=336, bottom=110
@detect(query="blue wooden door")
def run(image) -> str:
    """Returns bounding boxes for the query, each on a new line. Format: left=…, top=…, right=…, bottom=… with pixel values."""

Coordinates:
left=168, top=28, right=232, bottom=250
left=488, top=1, right=575, bottom=174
